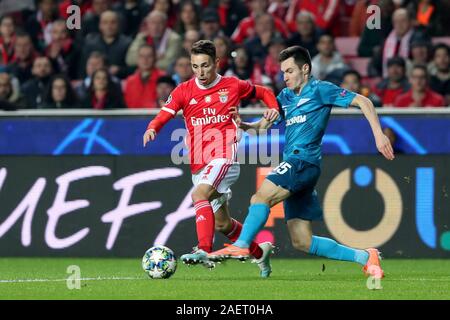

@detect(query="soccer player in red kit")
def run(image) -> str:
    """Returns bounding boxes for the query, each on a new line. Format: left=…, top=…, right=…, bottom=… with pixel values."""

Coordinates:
left=143, top=40, right=280, bottom=277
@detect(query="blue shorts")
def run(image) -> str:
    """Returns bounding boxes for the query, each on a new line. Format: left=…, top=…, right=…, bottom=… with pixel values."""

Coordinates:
left=266, top=157, right=323, bottom=221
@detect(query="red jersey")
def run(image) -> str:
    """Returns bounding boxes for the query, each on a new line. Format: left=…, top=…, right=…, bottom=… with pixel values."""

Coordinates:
left=394, top=89, right=445, bottom=108
left=160, top=75, right=254, bottom=174
left=231, top=15, right=290, bottom=44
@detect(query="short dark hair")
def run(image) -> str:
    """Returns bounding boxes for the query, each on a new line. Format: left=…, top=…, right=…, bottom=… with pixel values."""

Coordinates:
left=411, top=64, right=428, bottom=76
left=279, top=46, right=312, bottom=74
left=191, top=40, right=216, bottom=61
left=343, top=69, right=361, bottom=82
left=157, top=75, right=176, bottom=87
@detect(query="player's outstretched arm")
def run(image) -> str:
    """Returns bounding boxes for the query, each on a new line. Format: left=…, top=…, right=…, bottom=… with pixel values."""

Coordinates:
left=351, top=94, right=395, bottom=160
left=229, top=106, right=276, bottom=134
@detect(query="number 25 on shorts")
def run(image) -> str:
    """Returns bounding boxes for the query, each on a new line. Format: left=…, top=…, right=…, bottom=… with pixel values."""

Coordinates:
left=274, top=162, right=292, bottom=175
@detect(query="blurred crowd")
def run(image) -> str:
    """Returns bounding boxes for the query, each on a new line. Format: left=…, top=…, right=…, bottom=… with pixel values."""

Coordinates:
left=0, top=0, right=448, bottom=110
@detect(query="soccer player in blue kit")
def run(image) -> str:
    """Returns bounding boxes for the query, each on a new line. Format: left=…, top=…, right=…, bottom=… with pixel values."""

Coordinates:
left=208, top=46, right=395, bottom=278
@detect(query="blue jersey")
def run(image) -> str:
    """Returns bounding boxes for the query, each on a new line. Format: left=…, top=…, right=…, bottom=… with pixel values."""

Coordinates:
left=276, top=77, right=356, bottom=166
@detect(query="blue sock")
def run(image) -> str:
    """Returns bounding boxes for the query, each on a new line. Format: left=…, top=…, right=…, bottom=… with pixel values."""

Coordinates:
left=234, top=203, right=270, bottom=248
left=308, top=236, right=369, bottom=266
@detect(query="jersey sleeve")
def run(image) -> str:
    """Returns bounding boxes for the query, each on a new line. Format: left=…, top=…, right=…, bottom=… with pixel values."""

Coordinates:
left=160, top=85, right=185, bottom=116
left=237, top=79, right=255, bottom=100
left=318, top=81, right=356, bottom=108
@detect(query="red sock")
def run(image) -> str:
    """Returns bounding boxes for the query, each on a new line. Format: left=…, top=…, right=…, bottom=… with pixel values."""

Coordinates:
left=194, top=200, right=215, bottom=253
left=226, top=219, right=263, bottom=259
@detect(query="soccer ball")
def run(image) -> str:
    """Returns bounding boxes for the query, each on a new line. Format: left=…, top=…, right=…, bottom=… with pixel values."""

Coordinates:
left=142, top=245, right=177, bottom=279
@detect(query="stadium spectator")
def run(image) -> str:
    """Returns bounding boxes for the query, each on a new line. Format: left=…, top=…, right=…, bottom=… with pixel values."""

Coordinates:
left=244, top=13, right=281, bottom=67
left=58, top=0, right=92, bottom=19
left=406, top=0, right=446, bottom=36
left=311, top=34, right=347, bottom=80
left=394, top=64, right=445, bottom=107
left=182, top=30, right=201, bottom=55
left=199, top=8, right=224, bottom=41
left=25, top=0, right=59, bottom=52
left=172, top=54, right=193, bottom=85
left=231, top=0, right=289, bottom=45
left=83, top=68, right=125, bottom=109
left=126, top=10, right=182, bottom=72
left=213, top=35, right=232, bottom=75
left=123, top=44, right=165, bottom=109
left=207, top=0, right=249, bottom=37
left=74, top=51, right=121, bottom=102
left=287, top=11, right=322, bottom=58
left=341, top=69, right=382, bottom=107
left=285, top=0, right=340, bottom=35
left=406, top=37, right=432, bottom=75
left=6, top=32, right=38, bottom=84
left=349, top=0, right=378, bottom=37
left=40, top=74, right=78, bottom=108
left=429, top=44, right=450, bottom=105
left=357, top=0, right=394, bottom=58
left=374, top=57, right=410, bottom=106
left=224, top=46, right=272, bottom=91
left=21, top=56, right=54, bottom=108
left=79, top=0, right=111, bottom=38
left=151, top=0, right=177, bottom=29
left=0, top=72, right=21, bottom=110
left=0, top=15, right=16, bottom=66
left=156, top=75, right=176, bottom=108
left=81, top=10, right=132, bottom=79
left=267, top=0, right=289, bottom=21
left=381, top=8, right=415, bottom=77
left=264, top=36, right=286, bottom=93
left=174, top=0, right=201, bottom=35
left=45, top=19, right=79, bottom=80
left=113, top=0, right=151, bottom=37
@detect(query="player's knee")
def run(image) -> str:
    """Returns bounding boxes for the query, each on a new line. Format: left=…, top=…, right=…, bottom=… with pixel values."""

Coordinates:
left=191, top=189, right=209, bottom=203
left=291, top=237, right=311, bottom=253
left=250, top=192, right=270, bottom=206
left=215, top=219, right=232, bottom=233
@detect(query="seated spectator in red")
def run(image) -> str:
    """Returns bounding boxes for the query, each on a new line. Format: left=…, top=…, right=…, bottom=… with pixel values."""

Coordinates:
left=244, top=13, right=283, bottom=67
left=174, top=0, right=201, bottom=35
left=341, top=69, right=382, bottom=108
left=267, top=0, right=289, bottom=21
left=6, top=32, right=39, bottom=84
left=124, top=44, right=165, bottom=109
left=395, top=64, right=445, bottom=107
left=0, top=15, right=16, bottom=66
left=0, top=72, right=22, bottom=110
left=199, top=8, right=224, bottom=41
left=287, top=11, right=322, bottom=58
left=374, top=57, right=410, bottom=107
left=81, top=10, right=132, bottom=79
left=231, top=0, right=289, bottom=45
left=172, top=55, right=193, bottom=85
left=285, top=0, right=340, bottom=35
left=214, top=35, right=232, bottom=75
left=156, top=75, right=176, bottom=108
left=349, top=0, right=378, bottom=37
left=45, top=19, right=79, bottom=80
left=26, top=0, right=60, bottom=52
left=79, top=0, right=111, bottom=38
left=381, top=8, right=415, bottom=77
left=311, top=34, right=347, bottom=80
left=429, top=44, right=450, bottom=106
left=207, top=0, right=249, bottom=37
left=40, top=74, right=78, bottom=108
left=113, top=0, right=151, bottom=37
left=21, top=56, right=54, bottom=108
left=126, top=10, right=182, bottom=72
left=83, top=68, right=125, bottom=109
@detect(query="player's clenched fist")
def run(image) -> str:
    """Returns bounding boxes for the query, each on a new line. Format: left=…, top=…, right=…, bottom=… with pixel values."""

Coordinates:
left=143, top=129, right=156, bottom=147
left=263, top=109, right=279, bottom=123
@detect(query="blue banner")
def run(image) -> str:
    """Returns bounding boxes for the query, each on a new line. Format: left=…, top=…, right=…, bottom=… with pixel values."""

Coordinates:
left=0, top=115, right=449, bottom=155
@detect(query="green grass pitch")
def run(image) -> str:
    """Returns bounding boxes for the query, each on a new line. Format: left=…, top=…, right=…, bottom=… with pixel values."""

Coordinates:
left=0, top=258, right=449, bottom=300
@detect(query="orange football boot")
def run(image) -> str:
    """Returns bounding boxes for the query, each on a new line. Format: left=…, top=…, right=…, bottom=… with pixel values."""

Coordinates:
left=207, top=244, right=250, bottom=262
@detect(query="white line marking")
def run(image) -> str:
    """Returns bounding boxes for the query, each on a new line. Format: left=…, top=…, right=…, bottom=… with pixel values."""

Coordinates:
left=0, top=277, right=143, bottom=284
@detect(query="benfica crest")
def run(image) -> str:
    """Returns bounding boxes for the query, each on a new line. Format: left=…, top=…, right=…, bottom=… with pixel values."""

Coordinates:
left=218, top=89, right=229, bottom=103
